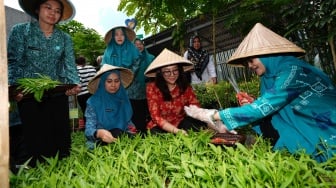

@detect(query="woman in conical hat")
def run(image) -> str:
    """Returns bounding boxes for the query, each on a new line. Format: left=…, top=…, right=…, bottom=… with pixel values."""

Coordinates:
left=144, top=49, right=229, bottom=134
left=85, top=64, right=136, bottom=149
left=185, top=23, right=336, bottom=162
left=8, top=0, right=79, bottom=169
left=101, top=25, right=143, bottom=134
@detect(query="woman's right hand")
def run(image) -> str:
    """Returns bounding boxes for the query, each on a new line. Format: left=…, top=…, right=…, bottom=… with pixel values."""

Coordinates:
left=184, top=105, right=217, bottom=126
left=162, top=122, right=188, bottom=135
left=96, top=129, right=117, bottom=143
left=15, top=92, right=24, bottom=102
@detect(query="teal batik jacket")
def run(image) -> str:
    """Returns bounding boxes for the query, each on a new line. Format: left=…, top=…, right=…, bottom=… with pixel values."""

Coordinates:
left=219, top=55, right=336, bottom=162
left=7, top=21, right=79, bottom=85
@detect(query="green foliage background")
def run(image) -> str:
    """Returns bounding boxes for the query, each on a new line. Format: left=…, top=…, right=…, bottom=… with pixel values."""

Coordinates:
left=58, top=20, right=106, bottom=65
left=194, top=76, right=260, bottom=109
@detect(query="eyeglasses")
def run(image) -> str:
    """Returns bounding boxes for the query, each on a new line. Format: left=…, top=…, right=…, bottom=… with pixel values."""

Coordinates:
left=162, top=69, right=179, bottom=76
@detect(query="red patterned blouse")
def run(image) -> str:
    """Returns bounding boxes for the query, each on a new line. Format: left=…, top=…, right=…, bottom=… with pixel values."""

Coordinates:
left=146, top=82, right=200, bottom=129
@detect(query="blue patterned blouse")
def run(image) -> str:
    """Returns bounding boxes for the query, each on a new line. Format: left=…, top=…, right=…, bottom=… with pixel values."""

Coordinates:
left=7, top=21, right=79, bottom=85
left=219, top=55, right=336, bottom=162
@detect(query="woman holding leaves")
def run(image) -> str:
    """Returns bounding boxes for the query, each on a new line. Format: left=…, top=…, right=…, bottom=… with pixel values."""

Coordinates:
left=7, top=0, right=80, bottom=168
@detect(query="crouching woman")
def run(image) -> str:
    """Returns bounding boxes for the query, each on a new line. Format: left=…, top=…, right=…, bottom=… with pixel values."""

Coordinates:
left=85, top=64, right=136, bottom=149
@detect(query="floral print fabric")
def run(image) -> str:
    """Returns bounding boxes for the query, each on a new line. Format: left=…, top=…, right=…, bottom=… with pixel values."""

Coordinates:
left=146, top=82, right=200, bottom=129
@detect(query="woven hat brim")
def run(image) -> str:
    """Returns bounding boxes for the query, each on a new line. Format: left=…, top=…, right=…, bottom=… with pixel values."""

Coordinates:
left=104, top=26, right=136, bottom=44
left=19, top=0, right=75, bottom=23
left=144, top=48, right=194, bottom=77
left=88, top=64, right=134, bottom=94
left=227, top=23, right=305, bottom=65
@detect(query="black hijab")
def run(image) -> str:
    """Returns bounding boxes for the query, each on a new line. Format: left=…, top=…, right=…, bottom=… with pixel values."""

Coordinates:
left=187, top=35, right=209, bottom=80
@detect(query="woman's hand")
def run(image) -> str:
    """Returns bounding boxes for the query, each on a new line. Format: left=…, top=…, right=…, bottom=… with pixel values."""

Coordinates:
left=213, top=120, right=237, bottom=134
left=236, top=92, right=254, bottom=106
left=162, top=122, right=188, bottom=135
left=174, top=128, right=188, bottom=135
left=65, top=85, right=81, bottom=96
left=184, top=105, right=217, bottom=126
left=96, top=129, right=117, bottom=143
left=14, top=92, right=24, bottom=102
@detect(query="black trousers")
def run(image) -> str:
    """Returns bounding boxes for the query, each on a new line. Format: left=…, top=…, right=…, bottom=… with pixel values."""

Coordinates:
left=18, top=94, right=71, bottom=167
left=259, top=116, right=280, bottom=146
left=150, top=116, right=207, bottom=134
left=9, top=124, right=30, bottom=173
left=130, top=99, right=150, bottom=133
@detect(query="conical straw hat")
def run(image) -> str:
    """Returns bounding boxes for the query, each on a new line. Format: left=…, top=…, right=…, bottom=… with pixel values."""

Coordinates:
left=227, top=23, right=305, bottom=65
left=104, top=26, right=136, bottom=44
left=88, top=64, right=134, bottom=94
left=19, top=0, right=76, bottom=23
left=144, top=48, right=194, bottom=77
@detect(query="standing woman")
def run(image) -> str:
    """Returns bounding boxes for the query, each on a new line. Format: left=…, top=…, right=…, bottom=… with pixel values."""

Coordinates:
left=184, top=35, right=217, bottom=84
left=102, top=26, right=140, bottom=74
left=8, top=0, right=80, bottom=167
left=144, top=49, right=225, bottom=134
left=131, top=38, right=155, bottom=133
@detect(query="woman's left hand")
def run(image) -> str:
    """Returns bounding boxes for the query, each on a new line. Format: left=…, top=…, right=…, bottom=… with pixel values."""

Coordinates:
left=65, top=85, right=81, bottom=96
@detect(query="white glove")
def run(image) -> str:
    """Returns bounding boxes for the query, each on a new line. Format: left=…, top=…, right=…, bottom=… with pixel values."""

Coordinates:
left=184, top=105, right=237, bottom=134
left=213, top=120, right=237, bottom=134
left=184, top=105, right=217, bottom=126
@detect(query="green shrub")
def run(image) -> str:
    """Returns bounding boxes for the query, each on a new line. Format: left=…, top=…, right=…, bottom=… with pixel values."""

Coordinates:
left=193, top=76, right=260, bottom=109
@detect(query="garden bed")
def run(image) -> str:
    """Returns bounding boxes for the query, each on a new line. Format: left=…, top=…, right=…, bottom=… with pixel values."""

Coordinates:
left=10, top=131, right=336, bottom=187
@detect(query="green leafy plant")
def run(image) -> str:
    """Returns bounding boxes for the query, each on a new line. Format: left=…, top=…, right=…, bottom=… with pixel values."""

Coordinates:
left=16, top=74, right=61, bottom=102
left=10, top=131, right=336, bottom=187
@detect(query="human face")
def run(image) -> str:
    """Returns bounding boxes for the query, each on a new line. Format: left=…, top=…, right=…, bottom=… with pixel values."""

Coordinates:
left=134, top=40, right=144, bottom=52
left=114, top=29, right=125, bottom=45
left=38, top=0, right=62, bottom=25
left=105, top=72, right=121, bottom=94
left=161, top=65, right=179, bottom=85
left=246, top=58, right=266, bottom=76
left=192, top=37, right=201, bottom=50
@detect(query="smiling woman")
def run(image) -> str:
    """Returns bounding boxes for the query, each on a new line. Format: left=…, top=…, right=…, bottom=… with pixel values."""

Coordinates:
left=143, top=48, right=227, bottom=135
left=185, top=23, right=336, bottom=163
